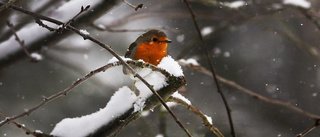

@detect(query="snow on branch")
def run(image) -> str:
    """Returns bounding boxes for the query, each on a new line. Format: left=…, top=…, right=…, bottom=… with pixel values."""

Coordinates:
left=50, top=86, right=137, bottom=137
left=50, top=56, right=186, bottom=137
left=167, top=94, right=224, bottom=137
left=283, top=0, right=311, bottom=9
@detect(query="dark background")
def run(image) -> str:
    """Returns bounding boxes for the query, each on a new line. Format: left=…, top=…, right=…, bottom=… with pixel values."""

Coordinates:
left=1, top=0, right=320, bottom=136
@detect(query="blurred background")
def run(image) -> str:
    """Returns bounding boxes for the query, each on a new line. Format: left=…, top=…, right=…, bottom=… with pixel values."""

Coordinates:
left=1, top=0, right=320, bottom=136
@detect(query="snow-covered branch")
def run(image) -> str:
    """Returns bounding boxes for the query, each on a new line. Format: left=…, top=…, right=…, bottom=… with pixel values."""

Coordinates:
left=167, top=93, right=224, bottom=137
left=50, top=57, right=186, bottom=137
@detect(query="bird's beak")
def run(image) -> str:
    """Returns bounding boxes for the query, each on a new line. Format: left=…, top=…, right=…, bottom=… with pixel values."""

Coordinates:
left=164, top=39, right=171, bottom=43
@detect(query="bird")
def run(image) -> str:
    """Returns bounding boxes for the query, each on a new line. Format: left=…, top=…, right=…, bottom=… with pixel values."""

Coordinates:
left=125, top=29, right=171, bottom=66
left=123, top=29, right=171, bottom=94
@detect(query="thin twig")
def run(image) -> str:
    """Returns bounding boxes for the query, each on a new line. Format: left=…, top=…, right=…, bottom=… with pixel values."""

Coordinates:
left=182, top=0, right=236, bottom=136
left=0, top=110, right=41, bottom=136
left=57, top=5, right=90, bottom=33
left=34, top=18, right=56, bottom=31
left=123, top=0, right=143, bottom=11
left=0, top=5, right=192, bottom=136
left=6, top=20, right=38, bottom=62
left=168, top=97, right=224, bottom=137
left=297, top=120, right=320, bottom=137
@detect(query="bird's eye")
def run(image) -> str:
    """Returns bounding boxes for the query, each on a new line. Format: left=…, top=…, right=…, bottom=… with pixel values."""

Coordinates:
left=152, top=37, right=158, bottom=42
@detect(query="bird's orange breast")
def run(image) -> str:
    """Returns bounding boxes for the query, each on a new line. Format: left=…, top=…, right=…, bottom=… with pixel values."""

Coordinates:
left=134, top=42, right=167, bottom=65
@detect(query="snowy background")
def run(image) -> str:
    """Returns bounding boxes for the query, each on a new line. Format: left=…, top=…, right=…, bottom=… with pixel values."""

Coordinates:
left=1, top=0, right=320, bottom=136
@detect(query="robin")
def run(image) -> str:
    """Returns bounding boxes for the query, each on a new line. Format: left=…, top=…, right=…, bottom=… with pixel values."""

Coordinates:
left=125, top=29, right=171, bottom=66
left=123, top=30, right=171, bottom=93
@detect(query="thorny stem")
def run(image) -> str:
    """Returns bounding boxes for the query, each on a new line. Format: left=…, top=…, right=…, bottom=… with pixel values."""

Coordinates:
left=0, top=3, right=192, bottom=137
left=182, top=0, right=236, bottom=136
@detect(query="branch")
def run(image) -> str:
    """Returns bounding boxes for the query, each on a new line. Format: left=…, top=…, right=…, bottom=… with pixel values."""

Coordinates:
left=182, top=0, right=236, bottom=136
left=0, top=59, right=186, bottom=136
left=88, top=61, right=186, bottom=136
left=34, top=18, right=56, bottom=31
left=0, top=110, right=50, bottom=137
left=178, top=61, right=320, bottom=120
left=6, top=20, right=39, bottom=62
left=57, top=5, right=90, bottom=33
left=168, top=96, right=224, bottom=137
left=297, top=119, right=320, bottom=137
left=123, top=0, right=143, bottom=11
left=0, top=60, right=184, bottom=134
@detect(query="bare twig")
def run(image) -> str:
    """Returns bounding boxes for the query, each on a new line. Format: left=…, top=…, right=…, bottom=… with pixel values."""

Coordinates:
left=34, top=18, right=56, bottom=31
left=57, top=5, right=90, bottom=33
left=6, top=20, right=38, bottom=62
left=182, top=0, right=236, bottom=136
left=297, top=120, right=320, bottom=137
left=0, top=110, right=47, bottom=137
left=168, top=97, right=224, bottom=137
left=123, top=0, right=143, bottom=11
left=1, top=5, right=192, bottom=136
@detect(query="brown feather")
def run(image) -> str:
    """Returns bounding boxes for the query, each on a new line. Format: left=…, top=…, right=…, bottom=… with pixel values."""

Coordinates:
left=125, top=42, right=138, bottom=59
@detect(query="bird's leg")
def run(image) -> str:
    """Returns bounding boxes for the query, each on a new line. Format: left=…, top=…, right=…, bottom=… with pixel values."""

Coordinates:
left=132, top=80, right=140, bottom=96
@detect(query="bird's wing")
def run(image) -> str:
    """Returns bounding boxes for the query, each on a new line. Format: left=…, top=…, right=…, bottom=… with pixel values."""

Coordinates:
left=125, top=42, right=138, bottom=59
left=123, top=42, right=138, bottom=75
